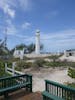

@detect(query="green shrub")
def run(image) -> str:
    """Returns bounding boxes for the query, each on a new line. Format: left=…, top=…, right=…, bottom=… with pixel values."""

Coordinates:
left=68, top=67, right=75, bottom=78
left=44, top=61, right=67, bottom=67
left=48, top=55, right=61, bottom=61
left=16, top=61, right=32, bottom=71
left=31, top=59, right=46, bottom=69
left=0, top=61, right=6, bottom=77
left=23, top=56, right=29, bottom=60
left=35, top=59, right=45, bottom=67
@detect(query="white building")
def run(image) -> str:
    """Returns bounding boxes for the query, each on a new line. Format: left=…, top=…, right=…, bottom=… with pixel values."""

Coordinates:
left=13, top=29, right=41, bottom=59
left=35, top=30, right=40, bottom=54
left=64, top=49, right=75, bottom=57
left=13, top=48, right=28, bottom=59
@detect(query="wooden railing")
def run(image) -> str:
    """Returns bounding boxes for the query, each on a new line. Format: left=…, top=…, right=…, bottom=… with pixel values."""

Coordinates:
left=0, top=74, right=32, bottom=97
left=42, top=80, right=75, bottom=100
left=5, top=63, right=24, bottom=76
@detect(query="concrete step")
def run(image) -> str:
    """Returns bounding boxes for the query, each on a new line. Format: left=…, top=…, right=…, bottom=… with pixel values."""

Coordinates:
left=0, top=89, right=42, bottom=100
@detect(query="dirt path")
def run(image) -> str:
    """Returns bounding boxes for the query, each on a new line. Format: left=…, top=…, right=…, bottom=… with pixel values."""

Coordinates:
left=0, top=67, right=75, bottom=100
left=24, top=67, right=75, bottom=92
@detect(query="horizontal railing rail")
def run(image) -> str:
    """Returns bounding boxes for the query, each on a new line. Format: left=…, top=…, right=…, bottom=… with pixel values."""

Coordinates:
left=0, top=74, right=32, bottom=97
left=0, top=74, right=32, bottom=80
left=45, top=80, right=75, bottom=100
left=5, top=66, right=24, bottom=75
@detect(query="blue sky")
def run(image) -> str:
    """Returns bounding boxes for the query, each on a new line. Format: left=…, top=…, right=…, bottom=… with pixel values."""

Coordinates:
left=0, top=0, right=75, bottom=52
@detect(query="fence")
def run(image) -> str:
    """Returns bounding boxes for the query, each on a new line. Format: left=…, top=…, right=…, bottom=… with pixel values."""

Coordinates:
left=42, top=80, right=75, bottom=100
left=5, top=62, right=24, bottom=76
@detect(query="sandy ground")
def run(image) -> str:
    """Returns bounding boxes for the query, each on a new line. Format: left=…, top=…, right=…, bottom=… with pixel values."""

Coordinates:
left=59, top=55, right=75, bottom=62
left=23, top=67, right=75, bottom=92
left=25, top=54, right=51, bottom=58
left=0, top=67, right=75, bottom=100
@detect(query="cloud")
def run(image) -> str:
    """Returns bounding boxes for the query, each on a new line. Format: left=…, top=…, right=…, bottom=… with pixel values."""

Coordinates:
left=5, top=20, right=33, bottom=39
left=22, top=22, right=31, bottom=29
left=46, top=10, right=59, bottom=19
left=5, top=26, right=75, bottom=52
left=41, top=29, right=75, bottom=40
left=5, top=19, right=17, bottom=35
left=0, top=0, right=15, bottom=18
left=10, top=29, right=75, bottom=52
left=40, top=29, right=75, bottom=52
left=12, top=34, right=30, bottom=39
left=0, top=0, right=33, bottom=18
left=4, top=5, right=15, bottom=18
left=19, top=0, right=33, bottom=11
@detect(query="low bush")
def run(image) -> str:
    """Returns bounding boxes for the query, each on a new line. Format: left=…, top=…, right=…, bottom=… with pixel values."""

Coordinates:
left=68, top=67, right=75, bottom=78
left=34, top=59, right=45, bottom=67
left=16, top=61, right=32, bottom=71
left=0, top=61, right=8, bottom=77
left=44, top=61, right=67, bottom=67
left=31, top=59, right=46, bottom=70
left=67, top=67, right=75, bottom=89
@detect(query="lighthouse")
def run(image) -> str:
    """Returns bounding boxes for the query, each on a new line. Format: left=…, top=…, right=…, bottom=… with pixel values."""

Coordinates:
left=35, top=30, right=40, bottom=54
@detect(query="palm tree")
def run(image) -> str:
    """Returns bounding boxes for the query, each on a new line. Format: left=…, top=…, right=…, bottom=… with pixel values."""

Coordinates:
left=0, top=39, right=9, bottom=55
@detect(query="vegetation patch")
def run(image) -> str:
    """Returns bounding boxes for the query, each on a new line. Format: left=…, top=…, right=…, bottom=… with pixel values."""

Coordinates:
left=67, top=83, right=75, bottom=88
left=67, top=67, right=75, bottom=88
left=0, top=61, right=10, bottom=77
left=68, top=67, right=75, bottom=78
left=16, top=61, right=32, bottom=71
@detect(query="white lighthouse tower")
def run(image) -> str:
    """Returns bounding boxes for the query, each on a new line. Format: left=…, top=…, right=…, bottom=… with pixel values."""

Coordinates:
left=35, top=30, right=40, bottom=54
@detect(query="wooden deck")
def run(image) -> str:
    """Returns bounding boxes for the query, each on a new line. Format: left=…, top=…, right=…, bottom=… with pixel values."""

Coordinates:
left=0, top=89, right=43, bottom=100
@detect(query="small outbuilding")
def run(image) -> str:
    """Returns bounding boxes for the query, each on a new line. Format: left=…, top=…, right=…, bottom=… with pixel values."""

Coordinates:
left=64, top=49, right=75, bottom=57
left=13, top=48, right=28, bottom=59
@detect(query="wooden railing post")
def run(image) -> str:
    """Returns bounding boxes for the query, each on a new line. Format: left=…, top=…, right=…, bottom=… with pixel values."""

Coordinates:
left=12, top=62, right=15, bottom=76
left=31, top=76, right=32, bottom=92
left=30, top=75, right=32, bottom=92
left=45, top=80, right=47, bottom=91
left=5, top=63, right=7, bottom=73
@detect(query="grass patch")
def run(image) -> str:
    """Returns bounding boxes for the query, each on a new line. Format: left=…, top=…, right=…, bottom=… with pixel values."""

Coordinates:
left=15, top=60, right=32, bottom=71
left=44, top=61, right=75, bottom=68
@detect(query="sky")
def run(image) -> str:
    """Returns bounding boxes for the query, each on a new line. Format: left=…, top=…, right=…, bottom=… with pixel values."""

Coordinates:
left=0, top=0, right=75, bottom=52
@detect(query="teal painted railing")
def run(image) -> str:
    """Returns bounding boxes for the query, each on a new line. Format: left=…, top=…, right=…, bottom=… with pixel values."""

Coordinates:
left=45, top=80, right=75, bottom=100
left=0, top=74, right=32, bottom=97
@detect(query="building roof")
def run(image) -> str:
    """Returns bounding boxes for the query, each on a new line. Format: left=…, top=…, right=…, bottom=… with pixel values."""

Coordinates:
left=66, top=49, right=75, bottom=52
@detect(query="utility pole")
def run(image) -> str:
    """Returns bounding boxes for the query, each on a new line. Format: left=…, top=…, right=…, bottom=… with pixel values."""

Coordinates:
left=4, top=28, right=7, bottom=48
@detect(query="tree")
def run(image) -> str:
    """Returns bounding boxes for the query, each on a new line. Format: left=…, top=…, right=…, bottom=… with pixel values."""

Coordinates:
left=49, top=55, right=60, bottom=62
left=10, top=44, right=27, bottom=54
left=40, top=44, right=43, bottom=50
left=10, top=43, right=44, bottom=54
left=27, top=43, right=44, bottom=53
left=27, top=43, right=35, bottom=53
left=16, top=44, right=27, bottom=50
